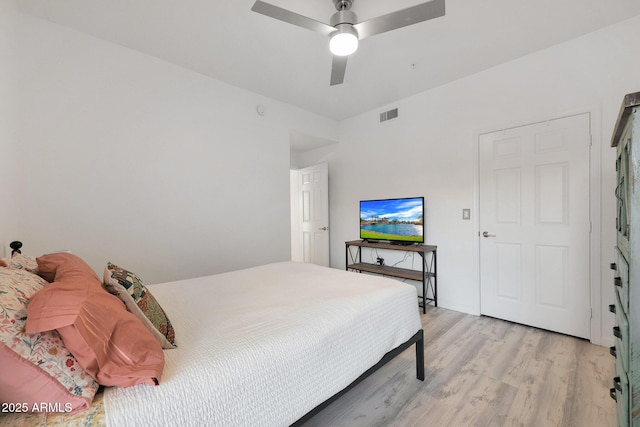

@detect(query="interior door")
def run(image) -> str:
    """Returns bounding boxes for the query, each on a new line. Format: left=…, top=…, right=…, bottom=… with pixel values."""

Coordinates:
left=299, top=162, right=330, bottom=267
left=479, top=113, right=591, bottom=339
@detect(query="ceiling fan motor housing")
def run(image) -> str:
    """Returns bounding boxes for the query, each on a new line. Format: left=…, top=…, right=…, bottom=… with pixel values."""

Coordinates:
left=330, top=9, right=357, bottom=27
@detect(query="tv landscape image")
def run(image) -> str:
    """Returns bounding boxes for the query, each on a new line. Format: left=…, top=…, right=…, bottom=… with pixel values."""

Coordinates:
left=360, top=197, right=424, bottom=243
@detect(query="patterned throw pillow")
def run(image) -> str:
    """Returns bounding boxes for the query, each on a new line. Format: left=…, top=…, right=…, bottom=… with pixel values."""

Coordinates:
left=0, top=268, right=99, bottom=413
left=103, top=263, right=177, bottom=349
left=2, top=253, right=38, bottom=273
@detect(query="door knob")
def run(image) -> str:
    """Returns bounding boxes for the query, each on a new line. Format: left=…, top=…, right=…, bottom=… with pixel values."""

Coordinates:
left=319, top=226, right=328, bottom=231
left=482, top=231, right=496, bottom=238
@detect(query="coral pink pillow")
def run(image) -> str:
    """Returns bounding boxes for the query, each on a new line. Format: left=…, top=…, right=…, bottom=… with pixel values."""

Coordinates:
left=0, top=268, right=98, bottom=414
left=36, top=252, right=100, bottom=284
left=26, top=253, right=164, bottom=387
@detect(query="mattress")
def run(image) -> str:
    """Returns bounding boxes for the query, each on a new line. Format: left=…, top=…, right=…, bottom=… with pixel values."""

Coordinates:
left=96, top=261, right=422, bottom=426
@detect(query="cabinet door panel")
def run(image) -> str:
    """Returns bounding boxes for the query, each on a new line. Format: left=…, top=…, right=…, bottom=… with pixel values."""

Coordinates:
left=616, top=248, right=629, bottom=314
left=614, top=356, right=630, bottom=427
left=615, top=288, right=630, bottom=373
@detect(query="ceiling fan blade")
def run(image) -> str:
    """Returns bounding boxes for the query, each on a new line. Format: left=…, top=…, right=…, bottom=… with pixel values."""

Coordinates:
left=353, top=0, right=445, bottom=40
left=251, top=1, right=335, bottom=36
left=330, top=55, right=348, bottom=86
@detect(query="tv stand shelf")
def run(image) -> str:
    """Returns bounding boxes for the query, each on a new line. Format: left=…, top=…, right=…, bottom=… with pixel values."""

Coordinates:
left=345, top=240, right=437, bottom=313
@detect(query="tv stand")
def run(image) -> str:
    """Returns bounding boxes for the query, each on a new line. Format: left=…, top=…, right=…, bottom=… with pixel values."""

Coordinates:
left=345, top=240, right=437, bottom=313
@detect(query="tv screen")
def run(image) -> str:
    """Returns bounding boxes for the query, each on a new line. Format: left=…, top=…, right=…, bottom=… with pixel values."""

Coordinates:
left=360, top=197, right=424, bottom=244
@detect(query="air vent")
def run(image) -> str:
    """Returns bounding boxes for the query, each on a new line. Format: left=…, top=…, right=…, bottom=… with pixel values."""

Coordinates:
left=379, top=108, right=398, bottom=123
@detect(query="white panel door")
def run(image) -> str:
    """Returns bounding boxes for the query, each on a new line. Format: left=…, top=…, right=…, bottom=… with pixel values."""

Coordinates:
left=299, top=163, right=330, bottom=267
left=479, top=113, right=591, bottom=338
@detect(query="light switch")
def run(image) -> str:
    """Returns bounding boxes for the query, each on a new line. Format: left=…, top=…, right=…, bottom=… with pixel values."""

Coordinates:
left=462, top=209, right=471, bottom=220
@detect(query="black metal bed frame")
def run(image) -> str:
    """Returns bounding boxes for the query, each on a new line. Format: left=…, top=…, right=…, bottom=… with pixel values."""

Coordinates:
left=291, top=328, right=425, bottom=426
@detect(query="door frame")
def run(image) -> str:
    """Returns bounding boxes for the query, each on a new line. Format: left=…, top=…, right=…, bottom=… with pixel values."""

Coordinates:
left=472, top=106, right=603, bottom=345
left=290, top=169, right=303, bottom=262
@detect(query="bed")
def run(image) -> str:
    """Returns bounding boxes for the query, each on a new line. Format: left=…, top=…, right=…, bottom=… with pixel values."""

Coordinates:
left=0, top=245, right=424, bottom=426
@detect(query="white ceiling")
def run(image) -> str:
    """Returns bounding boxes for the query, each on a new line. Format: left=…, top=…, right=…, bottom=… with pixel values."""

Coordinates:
left=17, top=0, right=640, bottom=121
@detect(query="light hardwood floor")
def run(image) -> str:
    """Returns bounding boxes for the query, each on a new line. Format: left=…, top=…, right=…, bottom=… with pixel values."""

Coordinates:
left=303, top=307, right=616, bottom=427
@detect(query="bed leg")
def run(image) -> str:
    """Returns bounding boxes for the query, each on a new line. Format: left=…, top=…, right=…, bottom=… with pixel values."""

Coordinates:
left=416, top=329, right=424, bottom=381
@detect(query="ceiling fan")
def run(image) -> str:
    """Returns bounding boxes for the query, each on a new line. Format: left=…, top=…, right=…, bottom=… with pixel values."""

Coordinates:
left=251, top=0, right=446, bottom=86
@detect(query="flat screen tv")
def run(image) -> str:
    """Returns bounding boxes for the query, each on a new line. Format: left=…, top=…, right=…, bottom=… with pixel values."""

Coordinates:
left=360, top=197, right=424, bottom=244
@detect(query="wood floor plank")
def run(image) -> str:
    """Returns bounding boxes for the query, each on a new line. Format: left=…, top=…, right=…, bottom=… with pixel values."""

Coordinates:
left=302, top=307, right=616, bottom=427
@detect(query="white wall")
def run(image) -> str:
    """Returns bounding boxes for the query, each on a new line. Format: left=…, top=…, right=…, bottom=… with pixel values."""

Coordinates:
left=299, top=15, right=640, bottom=345
left=0, top=0, right=19, bottom=255
left=8, top=9, right=338, bottom=283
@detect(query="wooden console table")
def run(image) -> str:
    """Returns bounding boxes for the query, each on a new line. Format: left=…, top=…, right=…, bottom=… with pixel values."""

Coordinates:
left=345, top=240, right=437, bottom=313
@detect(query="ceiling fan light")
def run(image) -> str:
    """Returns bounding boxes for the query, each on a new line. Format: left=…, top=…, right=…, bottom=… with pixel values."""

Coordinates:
left=330, top=28, right=358, bottom=56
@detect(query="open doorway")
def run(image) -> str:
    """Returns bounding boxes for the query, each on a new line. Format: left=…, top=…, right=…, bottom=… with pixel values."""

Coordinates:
left=290, top=163, right=330, bottom=266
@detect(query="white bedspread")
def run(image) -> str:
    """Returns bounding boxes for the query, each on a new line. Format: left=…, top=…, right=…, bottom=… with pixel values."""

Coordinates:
left=103, top=261, right=422, bottom=427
